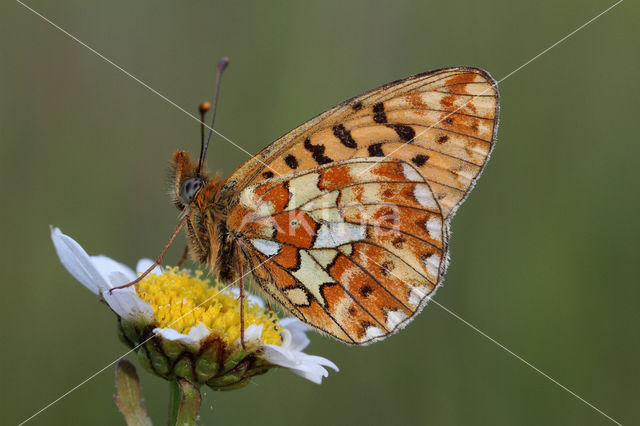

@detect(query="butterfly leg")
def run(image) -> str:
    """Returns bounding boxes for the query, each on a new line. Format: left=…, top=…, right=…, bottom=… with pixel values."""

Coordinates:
left=239, top=275, right=246, bottom=349
left=109, top=215, right=188, bottom=293
left=176, top=245, right=189, bottom=267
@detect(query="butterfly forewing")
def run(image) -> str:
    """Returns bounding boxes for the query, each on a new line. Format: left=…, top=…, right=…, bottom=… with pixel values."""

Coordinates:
left=218, top=67, right=499, bottom=344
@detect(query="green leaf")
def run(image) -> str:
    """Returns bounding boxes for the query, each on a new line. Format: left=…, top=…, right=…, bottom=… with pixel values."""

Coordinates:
left=114, top=359, right=153, bottom=426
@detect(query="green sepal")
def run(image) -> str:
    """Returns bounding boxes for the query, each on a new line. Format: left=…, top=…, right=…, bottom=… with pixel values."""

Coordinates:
left=207, top=371, right=245, bottom=388
left=173, top=356, right=195, bottom=382
left=195, top=358, right=218, bottom=383
left=247, top=366, right=271, bottom=378
left=160, top=339, right=185, bottom=361
left=212, top=377, right=251, bottom=391
left=135, top=349, right=153, bottom=375
left=119, top=320, right=141, bottom=348
left=207, top=358, right=251, bottom=388
left=195, top=343, right=220, bottom=383
left=219, top=349, right=248, bottom=374
left=144, top=342, right=170, bottom=377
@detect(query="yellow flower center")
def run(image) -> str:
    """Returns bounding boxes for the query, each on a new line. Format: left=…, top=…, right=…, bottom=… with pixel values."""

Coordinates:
left=136, top=267, right=283, bottom=346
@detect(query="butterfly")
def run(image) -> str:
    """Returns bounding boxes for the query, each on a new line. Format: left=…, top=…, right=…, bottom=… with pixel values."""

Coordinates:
left=159, top=64, right=500, bottom=345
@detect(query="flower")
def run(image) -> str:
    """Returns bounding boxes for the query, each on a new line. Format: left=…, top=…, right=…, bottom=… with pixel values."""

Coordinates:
left=50, top=226, right=337, bottom=387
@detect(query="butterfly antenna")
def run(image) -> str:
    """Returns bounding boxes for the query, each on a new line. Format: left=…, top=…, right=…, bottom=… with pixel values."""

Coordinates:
left=197, top=101, right=211, bottom=171
left=197, top=57, right=230, bottom=176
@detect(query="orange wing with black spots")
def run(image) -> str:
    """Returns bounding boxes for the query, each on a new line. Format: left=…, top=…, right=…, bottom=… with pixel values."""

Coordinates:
left=229, top=159, right=446, bottom=344
left=218, top=66, right=499, bottom=219
left=215, top=67, right=499, bottom=344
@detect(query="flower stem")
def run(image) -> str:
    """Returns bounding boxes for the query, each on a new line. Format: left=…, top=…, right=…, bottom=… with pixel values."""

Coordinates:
left=168, top=379, right=202, bottom=426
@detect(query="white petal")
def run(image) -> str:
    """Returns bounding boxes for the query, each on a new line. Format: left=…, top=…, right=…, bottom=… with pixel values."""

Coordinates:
left=231, top=323, right=267, bottom=350
left=51, top=227, right=110, bottom=294
left=92, top=255, right=136, bottom=285
left=279, top=318, right=310, bottom=351
left=290, top=363, right=333, bottom=384
left=244, top=323, right=264, bottom=343
left=136, top=259, right=163, bottom=276
left=262, top=344, right=338, bottom=384
left=103, top=272, right=154, bottom=324
left=153, top=323, right=210, bottom=346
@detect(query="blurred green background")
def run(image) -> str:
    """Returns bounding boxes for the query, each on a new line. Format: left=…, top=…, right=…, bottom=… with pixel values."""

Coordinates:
left=1, top=1, right=638, bottom=425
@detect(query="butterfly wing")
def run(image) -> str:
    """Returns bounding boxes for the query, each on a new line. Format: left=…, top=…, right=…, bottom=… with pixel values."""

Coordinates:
left=218, top=66, right=499, bottom=219
left=218, top=67, right=499, bottom=344
left=229, top=158, right=446, bottom=344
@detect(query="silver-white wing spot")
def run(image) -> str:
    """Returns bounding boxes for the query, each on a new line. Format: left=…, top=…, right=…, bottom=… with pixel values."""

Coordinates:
left=250, top=239, right=281, bottom=256
left=386, top=310, right=407, bottom=329
left=314, top=222, right=367, bottom=249
left=425, top=216, right=442, bottom=241
left=402, top=163, right=424, bottom=182
left=408, top=286, right=428, bottom=307
left=365, top=326, right=385, bottom=340
left=413, top=184, right=438, bottom=209
left=423, top=253, right=441, bottom=279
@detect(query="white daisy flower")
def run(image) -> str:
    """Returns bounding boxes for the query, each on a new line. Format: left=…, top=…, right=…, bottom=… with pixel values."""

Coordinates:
left=51, top=226, right=338, bottom=387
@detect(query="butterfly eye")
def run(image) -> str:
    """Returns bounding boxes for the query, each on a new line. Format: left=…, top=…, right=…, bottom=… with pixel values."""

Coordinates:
left=180, top=177, right=205, bottom=204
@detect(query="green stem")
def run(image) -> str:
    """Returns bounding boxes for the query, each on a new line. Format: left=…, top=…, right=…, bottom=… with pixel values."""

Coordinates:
left=168, top=380, right=181, bottom=425
left=168, top=379, right=202, bottom=426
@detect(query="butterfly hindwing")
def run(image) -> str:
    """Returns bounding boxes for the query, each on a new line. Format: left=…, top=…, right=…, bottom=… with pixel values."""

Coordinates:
left=229, top=159, right=445, bottom=344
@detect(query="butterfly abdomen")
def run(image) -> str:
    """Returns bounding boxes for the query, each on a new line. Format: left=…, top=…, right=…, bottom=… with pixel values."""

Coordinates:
left=212, top=218, right=244, bottom=283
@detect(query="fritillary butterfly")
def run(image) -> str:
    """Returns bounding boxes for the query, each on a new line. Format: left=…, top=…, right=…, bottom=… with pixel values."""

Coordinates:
left=170, top=66, right=499, bottom=344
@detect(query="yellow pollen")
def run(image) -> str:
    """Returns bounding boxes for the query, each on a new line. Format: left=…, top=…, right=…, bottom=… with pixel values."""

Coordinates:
left=136, top=268, right=283, bottom=346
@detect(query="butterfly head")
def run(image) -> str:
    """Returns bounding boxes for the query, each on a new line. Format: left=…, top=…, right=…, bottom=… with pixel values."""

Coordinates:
left=170, top=150, right=221, bottom=211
